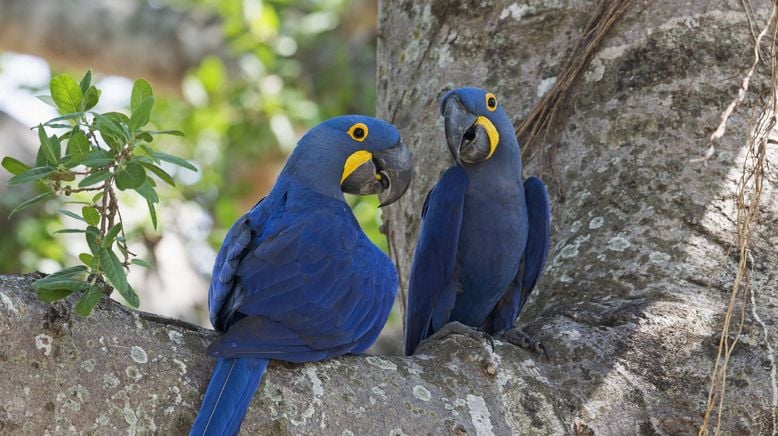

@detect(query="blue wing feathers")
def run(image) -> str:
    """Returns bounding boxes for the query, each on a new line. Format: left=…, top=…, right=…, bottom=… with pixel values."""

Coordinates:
left=207, top=178, right=397, bottom=362
left=404, top=167, right=468, bottom=355
left=189, top=357, right=268, bottom=436
left=519, top=176, right=551, bottom=311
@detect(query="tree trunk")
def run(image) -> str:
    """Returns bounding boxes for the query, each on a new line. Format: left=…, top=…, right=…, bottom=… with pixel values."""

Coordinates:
left=378, top=0, right=778, bottom=434
left=0, top=0, right=225, bottom=89
left=2, top=1, right=778, bottom=434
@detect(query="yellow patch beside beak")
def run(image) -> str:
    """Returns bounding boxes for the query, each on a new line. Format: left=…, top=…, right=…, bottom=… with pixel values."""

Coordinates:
left=475, top=116, right=500, bottom=159
left=341, top=150, right=373, bottom=184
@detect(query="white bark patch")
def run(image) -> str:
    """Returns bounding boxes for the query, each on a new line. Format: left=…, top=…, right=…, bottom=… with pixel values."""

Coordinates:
left=589, top=216, right=605, bottom=229
left=125, top=366, right=142, bottom=381
left=167, top=330, right=184, bottom=345
left=130, top=346, right=148, bottom=364
left=305, top=366, right=324, bottom=399
left=584, top=58, right=605, bottom=82
left=34, top=334, right=52, bottom=356
left=466, top=394, right=494, bottom=436
left=649, top=252, right=670, bottom=263
left=499, top=3, right=530, bottom=20
left=607, top=236, right=631, bottom=252
left=412, top=385, right=431, bottom=402
left=749, top=283, right=777, bottom=433
left=81, top=359, right=95, bottom=372
left=437, top=44, right=453, bottom=67
left=0, top=292, right=19, bottom=317
left=366, top=356, right=397, bottom=371
left=536, top=76, right=557, bottom=97
left=103, top=372, right=120, bottom=389
left=559, top=244, right=579, bottom=258
left=172, top=359, right=187, bottom=375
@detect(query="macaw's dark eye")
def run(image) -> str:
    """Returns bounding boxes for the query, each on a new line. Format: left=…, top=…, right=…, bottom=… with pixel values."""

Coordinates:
left=485, top=92, right=498, bottom=111
left=348, top=123, right=369, bottom=142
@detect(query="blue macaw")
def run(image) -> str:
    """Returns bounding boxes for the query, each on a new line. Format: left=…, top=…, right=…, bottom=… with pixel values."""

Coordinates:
left=403, top=87, right=551, bottom=357
left=190, top=116, right=412, bottom=435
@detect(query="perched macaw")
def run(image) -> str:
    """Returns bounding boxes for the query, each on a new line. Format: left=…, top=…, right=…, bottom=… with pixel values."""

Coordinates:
left=190, top=116, right=412, bottom=436
left=403, top=87, right=550, bottom=357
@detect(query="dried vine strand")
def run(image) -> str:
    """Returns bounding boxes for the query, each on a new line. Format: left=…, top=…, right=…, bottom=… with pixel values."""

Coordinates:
left=515, top=0, right=631, bottom=161
left=699, top=3, right=778, bottom=434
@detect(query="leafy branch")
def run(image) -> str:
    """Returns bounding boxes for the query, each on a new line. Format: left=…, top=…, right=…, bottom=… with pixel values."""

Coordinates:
left=1, top=70, right=195, bottom=316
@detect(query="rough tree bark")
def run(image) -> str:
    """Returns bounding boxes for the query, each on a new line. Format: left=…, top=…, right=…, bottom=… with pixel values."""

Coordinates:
left=0, top=0, right=225, bottom=88
left=1, top=1, right=778, bottom=435
left=378, top=0, right=778, bottom=434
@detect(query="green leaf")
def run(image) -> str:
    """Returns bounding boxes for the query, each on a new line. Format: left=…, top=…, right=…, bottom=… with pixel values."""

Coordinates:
left=8, top=166, right=54, bottom=185
left=104, top=223, right=122, bottom=247
left=130, top=79, right=153, bottom=113
left=58, top=209, right=86, bottom=222
left=37, top=125, right=59, bottom=166
left=78, top=70, right=92, bottom=95
left=121, top=284, right=140, bottom=308
left=36, top=95, right=57, bottom=108
left=97, top=245, right=138, bottom=307
left=138, top=144, right=159, bottom=161
left=141, top=162, right=175, bottom=186
left=147, top=200, right=158, bottom=229
left=33, top=278, right=89, bottom=291
left=82, top=206, right=100, bottom=226
left=36, top=288, right=76, bottom=303
left=66, top=131, right=90, bottom=158
left=81, top=150, right=114, bottom=168
left=93, top=113, right=128, bottom=150
left=148, top=130, right=184, bottom=136
left=82, top=149, right=114, bottom=166
left=79, top=253, right=94, bottom=266
left=85, top=226, right=102, bottom=254
left=50, top=74, right=83, bottom=115
left=129, top=96, right=154, bottom=132
left=151, top=152, right=196, bottom=171
left=83, top=86, right=101, bottom=112
left=115, top=161, right=146, bottom=190
left=2, top=157, right=32, bottom=176
left=131, top=258, right=152, bottom=268
left=136, top=132, right=154, bottom=143
left=54, top=228, right=86, bottom=234
left=75, top=284, right=103, bottom=316
left=9, top=191, right=54, bottom=217
left=44, top=112, right=83, bottom=126
left=79, top=169, right=112, bottom=187
left=40, top=265, right=89, bottom=280
left=134, top=180, right=159, bottom=203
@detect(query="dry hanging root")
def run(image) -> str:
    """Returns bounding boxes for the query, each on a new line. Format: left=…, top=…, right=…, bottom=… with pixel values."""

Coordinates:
left=514, top=0, right=631, bottom=162
left=699, top=2, right=778, bottom=435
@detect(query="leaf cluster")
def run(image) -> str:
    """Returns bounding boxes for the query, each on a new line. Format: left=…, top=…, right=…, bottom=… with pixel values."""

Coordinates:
left=2, top=71, right=193, bottom=315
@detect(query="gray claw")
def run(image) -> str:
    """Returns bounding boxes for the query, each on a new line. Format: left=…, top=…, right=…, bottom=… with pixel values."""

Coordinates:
left=502, top=328, right=550, bottom=360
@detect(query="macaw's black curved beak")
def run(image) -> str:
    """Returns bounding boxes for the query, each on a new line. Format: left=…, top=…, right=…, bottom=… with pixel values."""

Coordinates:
left=339, top=141, right=413, bottom=207
left=443, top=95, right=499, bottom=166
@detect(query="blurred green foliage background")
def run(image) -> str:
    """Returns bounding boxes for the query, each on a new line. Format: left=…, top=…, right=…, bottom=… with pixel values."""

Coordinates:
left=0, top=0, right=400, bottom=349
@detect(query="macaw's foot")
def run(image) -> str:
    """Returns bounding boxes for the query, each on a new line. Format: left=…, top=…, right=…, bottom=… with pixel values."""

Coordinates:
left=502, top=328, right=549, bottom=360
left=426, top=321, right=495, bottom=351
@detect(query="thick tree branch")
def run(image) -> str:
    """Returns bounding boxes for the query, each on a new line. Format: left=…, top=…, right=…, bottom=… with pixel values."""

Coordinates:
left=1, top=273, right=775, bottom=434
left=0, top=0, right=226, bottom=88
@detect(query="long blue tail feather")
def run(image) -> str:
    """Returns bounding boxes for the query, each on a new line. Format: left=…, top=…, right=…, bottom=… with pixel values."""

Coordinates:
left=190, top=357, right=268, bottom=436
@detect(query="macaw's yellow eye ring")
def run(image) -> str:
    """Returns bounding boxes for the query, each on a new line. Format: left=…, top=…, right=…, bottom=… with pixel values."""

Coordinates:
left=485, top=92, right=498, bottom=111
left=348, top=123, right=368, bottom=142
